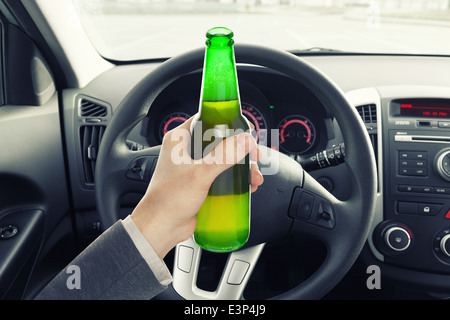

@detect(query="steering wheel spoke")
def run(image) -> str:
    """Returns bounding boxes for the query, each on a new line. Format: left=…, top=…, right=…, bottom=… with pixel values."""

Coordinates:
left=288, top=171, right=349, bottom=243
left=121, top=145, right=161, bottom=194
left=172, top=237, right=265, bottom=300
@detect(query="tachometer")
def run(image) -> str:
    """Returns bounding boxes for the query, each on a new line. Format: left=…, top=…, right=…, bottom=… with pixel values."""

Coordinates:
left=242, top=103, right=268, bottom=145
left=159, top=105, right=268, bottom=145
left=159, top=112, right=190, bottom=140
left=278, top=115, right=316, bottom=154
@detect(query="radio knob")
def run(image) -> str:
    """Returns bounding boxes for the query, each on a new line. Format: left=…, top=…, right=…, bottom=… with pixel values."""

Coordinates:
left=435, top=150, right=450, bottom=182
left=384, top=226, right=411, bottom=252
left=440, top=234, right=450, bottom=258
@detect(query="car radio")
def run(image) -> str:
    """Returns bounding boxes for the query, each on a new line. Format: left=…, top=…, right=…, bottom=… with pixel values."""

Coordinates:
left=374, top=97, right=450, bottom=274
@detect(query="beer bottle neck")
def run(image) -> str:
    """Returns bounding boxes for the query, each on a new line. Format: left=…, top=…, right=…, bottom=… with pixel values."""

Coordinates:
left=199, top=34, right=241, bottom=120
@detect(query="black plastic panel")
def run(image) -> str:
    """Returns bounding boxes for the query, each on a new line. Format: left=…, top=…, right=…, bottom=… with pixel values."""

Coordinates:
left=0, top=209, right=45, bottom=299
left=376, top=90, right=450, bottom=275
left=4, top=24, right=55, bottom=106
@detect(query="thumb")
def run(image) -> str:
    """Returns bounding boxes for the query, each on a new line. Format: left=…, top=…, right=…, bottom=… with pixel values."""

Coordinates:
left=203, top=132, right=256, bottom=177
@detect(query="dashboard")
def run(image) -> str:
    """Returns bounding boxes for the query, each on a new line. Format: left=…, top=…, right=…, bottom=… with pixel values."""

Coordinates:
left=62, top=54, right=450, bottom=297
left=145, top=68, right=331, bottom=158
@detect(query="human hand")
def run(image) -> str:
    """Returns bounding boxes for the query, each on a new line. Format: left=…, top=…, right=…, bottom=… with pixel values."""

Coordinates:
left=131, top=116, right=264, bottom=259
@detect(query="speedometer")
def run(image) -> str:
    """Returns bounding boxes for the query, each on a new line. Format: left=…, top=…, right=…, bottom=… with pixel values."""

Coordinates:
left=278, top=115, right=316, bottom=154
left=242, top=103, right=268, bottom=145
left=159, top=112, right=190, bottom=140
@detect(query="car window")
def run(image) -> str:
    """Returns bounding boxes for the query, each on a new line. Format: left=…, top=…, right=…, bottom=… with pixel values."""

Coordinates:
left=73, top=0, right=450, bottom=61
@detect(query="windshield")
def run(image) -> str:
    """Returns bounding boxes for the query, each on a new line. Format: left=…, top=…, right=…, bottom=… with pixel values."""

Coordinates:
left=73, top=0, right=450, bottom=61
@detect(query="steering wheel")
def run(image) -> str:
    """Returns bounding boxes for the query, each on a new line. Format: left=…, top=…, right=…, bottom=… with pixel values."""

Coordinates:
left=95, top=44, right=377, bottom=300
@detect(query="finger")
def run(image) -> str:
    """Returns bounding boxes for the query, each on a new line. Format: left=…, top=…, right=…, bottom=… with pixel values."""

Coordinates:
left=162, top=115, right=194, bottom=144
left=176, top=115, right=196, bottom=131
left=163, top=126, right=193, bottom=165
left=250, top=145, right=262, bottom=162
left=203, top=132, right=256, bottom=178
left=245, top=122, right=261, bottom=162
left=163, top=115, right=195, bottom=155
left=250, top=161, right=264, bottom=193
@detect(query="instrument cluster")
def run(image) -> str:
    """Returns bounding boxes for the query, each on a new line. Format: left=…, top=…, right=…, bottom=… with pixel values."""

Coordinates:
left=147, top=72, right=330, bottom=157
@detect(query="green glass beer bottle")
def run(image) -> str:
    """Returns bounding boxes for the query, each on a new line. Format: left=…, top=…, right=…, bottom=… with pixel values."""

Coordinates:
left=191, top=27, right=250, bottom=253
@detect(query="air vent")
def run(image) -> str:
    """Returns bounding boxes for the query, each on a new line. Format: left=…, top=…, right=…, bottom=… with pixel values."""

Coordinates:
left=356, top=104, right=377, bottom=123
left=80, top=125, right=106, bottom=184
left=80, top=99, right=108, bottom=117
left=356, top=103, right=379, bottom=191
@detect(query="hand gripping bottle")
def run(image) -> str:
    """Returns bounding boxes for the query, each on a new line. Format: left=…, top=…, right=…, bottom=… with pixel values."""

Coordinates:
left=190, top=27, right=251, bottom=253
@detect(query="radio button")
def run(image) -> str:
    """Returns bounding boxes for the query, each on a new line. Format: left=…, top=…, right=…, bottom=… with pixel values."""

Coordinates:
left=416, top=152, right=427, bottom=159
left=416, top=160, right=427, bottom=167
left=399, top=160, right=427, bottom=167
left=399, top=167, right=427, bottom=176
left=415, top=168, right=427, bottom=176
left=435, top=187, right=446, bottom=194
left=438, top=121, right=450, bottom=128
left=435, top=187, right=450, bottom=194
left=399, top=168, right=410, bottom=175
left=399, top=151, right=428, bottom=160
left=418, top=203, right=441, bottom=216
left=421, top=186, right=434, bottom=193
left=398, top=185, right=415, bottom=192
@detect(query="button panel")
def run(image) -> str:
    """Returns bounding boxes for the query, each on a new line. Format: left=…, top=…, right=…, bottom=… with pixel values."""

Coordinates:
left=398, top=184, right=450, bottom=195
left=397, top=201, right=442, bottom=216
left=288, top=188, right=335, bottom=230
left=398, top=150, right=428, bottom=176
left=386, top=129, right=450, bottom=273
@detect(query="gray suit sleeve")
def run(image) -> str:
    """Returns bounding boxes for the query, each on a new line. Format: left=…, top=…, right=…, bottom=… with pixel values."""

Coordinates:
left=34, top=221, right=168, bottom=300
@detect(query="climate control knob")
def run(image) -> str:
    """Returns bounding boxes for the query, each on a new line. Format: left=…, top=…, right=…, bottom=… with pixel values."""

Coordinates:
left=384, top=226, right=411, bottom=252
left=439, top=234, right=450, bottom=258
left=435, top=149, right=450, bottom=182
left=374, top=221, right=414, bottom=256
left=433, top=229, right=450, bottom=263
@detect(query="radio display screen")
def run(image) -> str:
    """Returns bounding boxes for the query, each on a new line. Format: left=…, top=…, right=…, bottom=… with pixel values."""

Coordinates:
left=397, top=99, right=450, bottom=118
